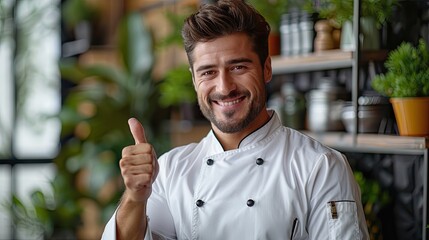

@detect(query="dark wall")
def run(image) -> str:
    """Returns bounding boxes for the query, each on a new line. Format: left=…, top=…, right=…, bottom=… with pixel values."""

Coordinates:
left=383, top=0, right=429, bottom=49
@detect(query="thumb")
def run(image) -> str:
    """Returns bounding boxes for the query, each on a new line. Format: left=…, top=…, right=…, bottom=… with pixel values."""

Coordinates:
left=128, top=118, right=147, bottom=144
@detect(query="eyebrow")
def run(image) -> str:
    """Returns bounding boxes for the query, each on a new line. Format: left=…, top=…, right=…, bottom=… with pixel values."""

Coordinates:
left=227, top=57, right=253, bottom=65
left=195, top=64, right=215, bottom=73
left=195, top=57, right=253, bottom=73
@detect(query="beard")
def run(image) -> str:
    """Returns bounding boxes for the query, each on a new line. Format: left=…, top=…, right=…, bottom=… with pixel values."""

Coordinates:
left=198, top=89, right=265, bottom=133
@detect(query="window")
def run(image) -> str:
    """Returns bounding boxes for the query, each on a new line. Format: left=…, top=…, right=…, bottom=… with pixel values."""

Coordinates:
left=0, top=0, right=60, bottom=239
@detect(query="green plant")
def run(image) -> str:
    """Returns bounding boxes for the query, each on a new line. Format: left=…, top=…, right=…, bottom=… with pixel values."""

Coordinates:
left=9, top=12, right=170, bottom=239
left=371, top=39, right=429, bottom=98
left=159, top=65, right=195, bottom=108
left=247, top=0, right=290, bottom=33
left=311, top=0, right=397, bottom=28
left=62, top=0, right=97, bottom=28
left=9, top=186, right=81, bottom=239
left=354, top=171, right=390, bottom=240
left=157, top=7, right=197, bottom=109
left=156, top=7, right=194, bottom=49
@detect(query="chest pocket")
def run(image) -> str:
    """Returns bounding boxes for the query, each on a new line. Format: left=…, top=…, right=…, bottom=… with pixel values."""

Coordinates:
left=326, top=201, right=360, bottom=240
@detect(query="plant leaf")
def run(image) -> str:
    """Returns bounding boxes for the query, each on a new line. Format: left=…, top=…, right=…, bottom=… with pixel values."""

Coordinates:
left=118, top=13, right=153, bottom=79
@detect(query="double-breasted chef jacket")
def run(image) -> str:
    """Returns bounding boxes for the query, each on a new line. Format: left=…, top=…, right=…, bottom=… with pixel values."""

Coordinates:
left=102, top=110, right=369, bottom=240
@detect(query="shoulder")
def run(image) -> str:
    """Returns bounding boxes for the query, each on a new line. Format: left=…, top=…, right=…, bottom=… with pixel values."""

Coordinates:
left=273, top=127, right=350, bottom=174
left=276, top=127, right=341, bottom=158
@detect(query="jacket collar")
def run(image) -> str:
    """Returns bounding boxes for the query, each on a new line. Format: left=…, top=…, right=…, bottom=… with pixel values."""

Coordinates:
left=205, top=109, right=282, bottom=153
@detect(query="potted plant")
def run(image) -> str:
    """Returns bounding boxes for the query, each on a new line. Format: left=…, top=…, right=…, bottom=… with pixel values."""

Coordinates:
left=371, top=39, right=429, bottom=136
left=314, top=0, right=396, bottom=28
left=247, top=0, right=290, bottom=56
left=311, top=0, right=397, bottom=50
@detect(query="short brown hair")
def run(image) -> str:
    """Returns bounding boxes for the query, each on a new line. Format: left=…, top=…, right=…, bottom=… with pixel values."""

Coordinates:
left=181, top=0, right=270, bottom=69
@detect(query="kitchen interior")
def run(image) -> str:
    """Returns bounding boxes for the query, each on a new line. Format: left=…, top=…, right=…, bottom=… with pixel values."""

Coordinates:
left=1, top=0, right=429, bottom=239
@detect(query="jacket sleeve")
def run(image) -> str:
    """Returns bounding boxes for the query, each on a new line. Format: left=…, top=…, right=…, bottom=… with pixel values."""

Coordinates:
left=101, top=153, right=176, bottom=240
left=306, top=150, right=370, bottom=240
left=100, top=210, right=153, bottom=240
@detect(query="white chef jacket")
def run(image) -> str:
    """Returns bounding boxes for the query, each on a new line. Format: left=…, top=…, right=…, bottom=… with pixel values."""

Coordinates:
left=102, top=110, right=369, bottom=240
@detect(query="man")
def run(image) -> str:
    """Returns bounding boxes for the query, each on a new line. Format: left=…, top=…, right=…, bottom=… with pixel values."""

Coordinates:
left=102, top=0, right=369, bottom=239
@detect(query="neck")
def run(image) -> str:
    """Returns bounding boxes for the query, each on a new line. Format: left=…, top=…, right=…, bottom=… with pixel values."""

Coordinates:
left=213, top=110, right=270, bottom=151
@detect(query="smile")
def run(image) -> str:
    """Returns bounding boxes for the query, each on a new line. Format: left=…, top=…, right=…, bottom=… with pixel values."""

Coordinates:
left=217, top=98, right=242, bottom=106
left=213, top=95, right=246, bottom=107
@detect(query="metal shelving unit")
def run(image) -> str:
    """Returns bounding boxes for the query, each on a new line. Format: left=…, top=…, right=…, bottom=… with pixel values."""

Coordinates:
left=271, top=0, right=429, bottom=238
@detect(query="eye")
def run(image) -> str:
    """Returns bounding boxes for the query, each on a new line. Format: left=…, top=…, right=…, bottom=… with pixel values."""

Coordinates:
left=231, top=65, right=247, bottom=72
left=201, top=70, right=216, bottom=76
left=197, top=70, right=217, bottom=82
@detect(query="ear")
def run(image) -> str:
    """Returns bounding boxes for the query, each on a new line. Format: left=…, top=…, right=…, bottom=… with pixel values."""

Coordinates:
left=264, top=56, right=272, bottom=84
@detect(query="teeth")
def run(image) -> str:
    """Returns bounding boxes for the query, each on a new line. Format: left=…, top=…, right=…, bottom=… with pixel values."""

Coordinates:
left=218, top=99, right=241, bottom=106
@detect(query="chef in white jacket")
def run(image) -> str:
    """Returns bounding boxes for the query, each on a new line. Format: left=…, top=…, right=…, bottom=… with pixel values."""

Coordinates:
left=102, top=0, right=370, bottom=239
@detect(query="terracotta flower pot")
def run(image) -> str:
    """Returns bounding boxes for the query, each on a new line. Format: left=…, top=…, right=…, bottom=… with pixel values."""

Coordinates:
left=390, top=97, right=429, bottom=136
left=269, top=33, right=281, bottom=56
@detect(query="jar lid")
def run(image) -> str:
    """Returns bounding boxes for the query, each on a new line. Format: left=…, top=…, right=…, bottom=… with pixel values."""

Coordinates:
left=358, top=95, right=389, bottom=105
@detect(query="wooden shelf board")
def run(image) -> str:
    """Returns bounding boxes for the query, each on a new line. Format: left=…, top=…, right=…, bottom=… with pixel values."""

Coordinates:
left=303, top=131, right=429, bottom=155
left=271, top=49, right=388, bottom=75
left=272, top=50, right=353, bottom=74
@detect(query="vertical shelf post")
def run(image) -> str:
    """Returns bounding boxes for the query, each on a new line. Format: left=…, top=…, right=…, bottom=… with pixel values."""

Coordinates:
left=424, top=149, right=428, bottom=239
left=351, top=0, right=361, bottom=145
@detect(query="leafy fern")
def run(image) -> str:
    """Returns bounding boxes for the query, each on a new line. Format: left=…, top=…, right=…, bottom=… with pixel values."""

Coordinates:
left=372, top=39, right=429, bottom=98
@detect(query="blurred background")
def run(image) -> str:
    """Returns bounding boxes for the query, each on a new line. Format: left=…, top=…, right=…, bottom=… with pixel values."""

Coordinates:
left=0, top=0, right=428, bottom=239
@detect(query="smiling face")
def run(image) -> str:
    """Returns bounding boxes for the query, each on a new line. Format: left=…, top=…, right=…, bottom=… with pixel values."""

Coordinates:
left=191, top=33, right=272, bottom=134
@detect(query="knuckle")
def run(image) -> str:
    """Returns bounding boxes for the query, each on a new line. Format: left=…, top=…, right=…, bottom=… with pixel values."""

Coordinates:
left=120, top=167, right=129, bottom=176
left=119, top=157, right=129, bottom=168
left=142, top=143, right=153, bottom=153
left=121, top=145, right=133, bottom=156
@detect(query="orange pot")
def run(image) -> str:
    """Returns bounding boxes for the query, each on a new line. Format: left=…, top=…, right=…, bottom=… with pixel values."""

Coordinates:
left=269, top=33, right=280, bottom=56
left=390, top=97, right=429, bottom=136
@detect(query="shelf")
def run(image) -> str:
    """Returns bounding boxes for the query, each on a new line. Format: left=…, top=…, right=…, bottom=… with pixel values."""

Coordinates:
left=271, top=49, right=388, bottom=75
left=272, top=50, right=353, bottom=74
left=303, top=131, right=429, bottom=155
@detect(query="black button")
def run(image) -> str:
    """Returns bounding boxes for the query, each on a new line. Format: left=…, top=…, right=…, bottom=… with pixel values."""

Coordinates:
left=247, top=199, right=255, bottom=207
left=207, top=159, right=214, bottom=165
left=256, top=158, right=264, bottom=165
left=196, top=199, right=205, bottom=207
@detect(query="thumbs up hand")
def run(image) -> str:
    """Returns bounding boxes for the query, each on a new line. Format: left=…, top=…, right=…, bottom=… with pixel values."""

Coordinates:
left=119, top=118, right=159, bottom=203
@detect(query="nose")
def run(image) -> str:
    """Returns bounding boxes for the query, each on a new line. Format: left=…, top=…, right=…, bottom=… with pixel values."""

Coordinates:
left=217, top=71, right=236, bottom=95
